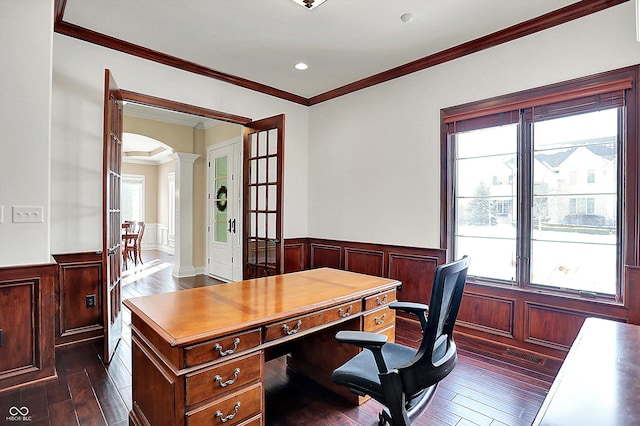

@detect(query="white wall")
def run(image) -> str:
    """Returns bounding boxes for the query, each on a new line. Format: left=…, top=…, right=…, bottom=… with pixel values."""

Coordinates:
left=0, top=0, right=53, bottom=266
left=51, top=35, right=309, bottom=255
left=308, top=2, right=640, bottom=248
left=4, top=1, right=640, bottom=266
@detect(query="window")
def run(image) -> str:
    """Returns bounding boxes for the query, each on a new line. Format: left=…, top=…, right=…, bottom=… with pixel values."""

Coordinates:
left=122, top=175, right=145, bottom=222
left=442, top=71, right=635, bottom=300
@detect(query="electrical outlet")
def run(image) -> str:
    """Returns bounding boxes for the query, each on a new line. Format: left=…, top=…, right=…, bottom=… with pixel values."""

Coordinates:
left=12, top=206, right=43, bottom=223
left=86, top=294, right=96, bottom=308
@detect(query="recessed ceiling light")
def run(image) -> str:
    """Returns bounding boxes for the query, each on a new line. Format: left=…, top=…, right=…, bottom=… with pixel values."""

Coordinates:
left=295, top=62, right=309, bottom=70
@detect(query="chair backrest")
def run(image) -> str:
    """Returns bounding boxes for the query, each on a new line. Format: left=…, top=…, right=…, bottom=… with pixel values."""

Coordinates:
left=399, top=256, right=469, bottom=396
left=136, top=222, right=145, bottom=245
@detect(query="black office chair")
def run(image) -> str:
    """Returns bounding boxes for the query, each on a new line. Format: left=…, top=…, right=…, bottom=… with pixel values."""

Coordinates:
left=332, top=256, right=469, bottom=426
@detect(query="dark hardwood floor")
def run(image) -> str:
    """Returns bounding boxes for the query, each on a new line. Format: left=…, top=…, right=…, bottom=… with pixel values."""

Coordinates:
left=0, top=251, right=557, bottom=425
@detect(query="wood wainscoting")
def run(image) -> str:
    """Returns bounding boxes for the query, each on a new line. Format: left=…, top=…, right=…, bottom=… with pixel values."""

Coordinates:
left=0, top=263, right=57, bottom=392
left=284, top=238, right=447, bottom=307
left=285, top=238, right=632, bottom=364
left=52, top=252, right=103, bottom=347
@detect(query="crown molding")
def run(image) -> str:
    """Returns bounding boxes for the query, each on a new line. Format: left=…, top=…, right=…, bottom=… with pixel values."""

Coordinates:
left=54, top=0, right=628, bottom=107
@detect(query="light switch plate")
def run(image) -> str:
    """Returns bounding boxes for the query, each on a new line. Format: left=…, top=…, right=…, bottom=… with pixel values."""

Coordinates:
left=12, top=206, right=44, bottom=223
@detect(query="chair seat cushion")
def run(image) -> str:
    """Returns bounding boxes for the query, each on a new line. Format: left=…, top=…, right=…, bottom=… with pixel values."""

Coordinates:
left=331, top=342, right=417, bottom=400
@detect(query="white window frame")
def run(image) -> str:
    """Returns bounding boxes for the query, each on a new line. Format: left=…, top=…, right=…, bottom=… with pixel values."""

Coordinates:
left=122, top=174, right=145, bottom=222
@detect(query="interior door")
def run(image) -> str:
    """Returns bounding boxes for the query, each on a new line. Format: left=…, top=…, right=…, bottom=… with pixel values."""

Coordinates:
left=208, top=142, right=242, bottom=281
left=102, top=69, right=123, bottom=362
left=243, top=115, right=285, bottom=278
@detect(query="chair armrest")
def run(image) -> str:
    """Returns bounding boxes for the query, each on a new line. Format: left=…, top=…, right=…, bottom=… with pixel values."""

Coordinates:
left=335, top=330, right=390, bottom=373
left=335, top=330, right=387, bottom=347
left=389, top=301, right=429, bottom=314
left=389, top=301, right=429, bottom=332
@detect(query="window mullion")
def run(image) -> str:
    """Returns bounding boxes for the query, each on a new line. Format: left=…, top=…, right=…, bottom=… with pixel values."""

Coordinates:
left=518, top=109, right=532, bottom=288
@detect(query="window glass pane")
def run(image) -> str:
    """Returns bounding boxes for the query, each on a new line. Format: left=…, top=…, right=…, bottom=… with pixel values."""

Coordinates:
left=454, top=124, right=517, bottom=281
left=122, top=175, right=144, bottom=222
left=214, top=156, right=228, bottom=244
left=258, top=131, right=267, bottom=156
left=531, top=108, right=618, bottom=295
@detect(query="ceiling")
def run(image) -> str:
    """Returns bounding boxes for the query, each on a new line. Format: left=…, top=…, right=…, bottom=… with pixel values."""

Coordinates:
left=60, top=0, right=589, bottom=100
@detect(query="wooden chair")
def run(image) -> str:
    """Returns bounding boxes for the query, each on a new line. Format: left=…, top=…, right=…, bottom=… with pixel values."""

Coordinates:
left=122, top=221, right=145, bottom=269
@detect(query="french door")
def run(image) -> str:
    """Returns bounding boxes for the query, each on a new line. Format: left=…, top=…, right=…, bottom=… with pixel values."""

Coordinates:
left=102, top=69, right=123, bottom=362
left=243, top=115, right=285, bottom=278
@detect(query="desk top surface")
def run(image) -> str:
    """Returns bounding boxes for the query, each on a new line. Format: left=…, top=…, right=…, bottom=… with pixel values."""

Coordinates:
left=123, top=268, right=399, bottom=346
left=533, top=317, right=640, bottom=425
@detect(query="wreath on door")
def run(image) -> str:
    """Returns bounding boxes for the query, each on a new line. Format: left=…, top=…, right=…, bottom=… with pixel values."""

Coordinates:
left=216, top=185, right=228, bottom=212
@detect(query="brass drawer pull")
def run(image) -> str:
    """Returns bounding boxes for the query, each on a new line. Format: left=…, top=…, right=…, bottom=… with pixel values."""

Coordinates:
left=214, top=402, right=241, bottom=423
left=374, top=313, right=387, bottom=325
left=213, top=338, right=240, bottom=357
left=282, top=320, right=302, bottom=335
left=213, top=368, right=240, bottom=388
left=338, top=305, right=353, bottom=318
left=376, top=295, right=388, bottom=306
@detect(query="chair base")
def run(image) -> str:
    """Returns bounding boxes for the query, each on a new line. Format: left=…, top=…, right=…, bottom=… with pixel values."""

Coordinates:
left=377, top=384, right=438, bottom=426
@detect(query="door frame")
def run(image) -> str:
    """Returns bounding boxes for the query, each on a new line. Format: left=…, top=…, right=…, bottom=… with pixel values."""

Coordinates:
left=116, top=90, right=252, bottom=275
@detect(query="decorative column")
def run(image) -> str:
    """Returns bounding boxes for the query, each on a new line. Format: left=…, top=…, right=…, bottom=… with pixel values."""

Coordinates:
left=170, top=152, right=200, bottom=277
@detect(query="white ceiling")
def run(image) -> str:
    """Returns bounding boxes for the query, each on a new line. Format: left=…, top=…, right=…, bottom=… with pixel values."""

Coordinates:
left=63, top=0, right=581, bottom=99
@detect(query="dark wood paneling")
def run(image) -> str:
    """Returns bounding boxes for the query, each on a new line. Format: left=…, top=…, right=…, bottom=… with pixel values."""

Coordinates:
left=53, top=253, right=103, bottom=346
left=457, top=293, right=515, bottom=338
left=0, top=263, right=56, bottom=392
left=0, top=281, right=35, bottom=372
left=284, top=239, right=307, bottom=273
left=309, top=243, right=342, bottom=269
left=344, top=247, right=384, bottom=276
left=525, top=304, right=589, bottom=350
left=389, top=252, right=442, bottom=305
left=627, top=265, right=640, bottom=325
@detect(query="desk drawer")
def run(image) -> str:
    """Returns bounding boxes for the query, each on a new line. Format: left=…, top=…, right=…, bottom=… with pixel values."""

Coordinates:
left=236, top=414, right=262, bottom=426
left=264, top=301, right=362, bottom=342
left=364, top=289, right=396, bottom=311
left=363, top=306, right=395, bottom=332
left=186, top=351, right=262, bottom=406
left=186, top=383, right=262, bottom=426
left=184, top=329, right=261, bottom=368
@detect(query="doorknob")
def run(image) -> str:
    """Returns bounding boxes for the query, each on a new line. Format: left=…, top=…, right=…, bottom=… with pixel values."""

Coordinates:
left=228, top=219, right=232, bottom=233
left=231, top=219, right=236, bottom=234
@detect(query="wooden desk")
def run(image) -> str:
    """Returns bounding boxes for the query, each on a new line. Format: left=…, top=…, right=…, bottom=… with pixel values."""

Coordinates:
left=123, top=268, right=399, bottom=426
left=533, top=317, right=640, bottom=426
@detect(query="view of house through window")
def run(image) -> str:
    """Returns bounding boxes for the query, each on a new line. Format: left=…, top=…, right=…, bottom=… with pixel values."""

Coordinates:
left=530, top=109, right=618, bottom=294
left=455, top=124, right=518, bottom=282
left=449, top=94, right=622, bottom=297
left=122, top=175, right=145, bottom=222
